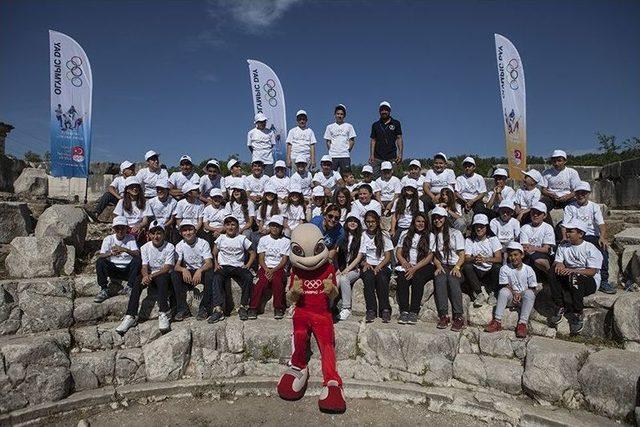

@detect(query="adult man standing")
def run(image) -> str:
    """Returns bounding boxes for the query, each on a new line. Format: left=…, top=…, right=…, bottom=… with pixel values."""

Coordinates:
left=369, top=101, right=403, bottom=176
left=324, top=104, right=356, bottom=173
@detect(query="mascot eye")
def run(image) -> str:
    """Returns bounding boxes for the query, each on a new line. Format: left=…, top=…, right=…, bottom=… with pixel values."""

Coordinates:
left=291, top=243, right=304, bottom=257
left=314, top=242, right=326, bottom=255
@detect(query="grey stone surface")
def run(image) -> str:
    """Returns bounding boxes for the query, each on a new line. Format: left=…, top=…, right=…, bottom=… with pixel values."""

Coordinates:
left=114, top=349, right=146, bottom=385
left=243, top=317, right=291, bottom=362
left=0, top=283, right=21, bottom=336
left=13, top=168, right=47, bottom=197
left=72, top=275, right=101, bottom=297
left=35, top=205, right=88, bottom=251
left=17, top=278, right=74, bottom=333
left=477, top=330, right=527, bottom=360
left=63, top=245, right=76, bottom=276
left=73, top=296, right=129, bottom=325
left=70, top=351, right=116, bottom=391
left=6, top=236, right=67, bottom=278
left=614, top=227, right=640, bottom=248
left=0, top=153, right=26, bottom=193
left=0, top=202, right=32, bottom=244
left=621, top=245, right=640, bottom=286
left=142, top=328, right=191, bottom=382
left=453, top=353, right=523, bottom=394
left=579, top=349, right=640, bottom=420
left=613, top=292, right=640, bottom=343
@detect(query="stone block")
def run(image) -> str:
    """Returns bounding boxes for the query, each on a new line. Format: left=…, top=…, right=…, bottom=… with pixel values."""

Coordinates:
left=243, top=317, right=291, bottom=362
left=17, top=278, right=74, bottom=333
left=453, top=353, right=523, bottom=394
left=478, top=330, right=527, bottom=360
left=0, top=283, right=21, bottom=336
left=114, top=348, right=146, bottom=385
left=70, top=350, right=116, bottom=391
left=6, top=236, right=67, bottom=278
left=142, top=328, right=191, bottom=382
left=613, top=292, right=640, bottom=343
left=13, top=168, right=47, bottom=197
left=614, top=228, right=640, bottom=248
left=35, top=205, right=88, bottom=251
left=0, top=202, right=32, bottom=244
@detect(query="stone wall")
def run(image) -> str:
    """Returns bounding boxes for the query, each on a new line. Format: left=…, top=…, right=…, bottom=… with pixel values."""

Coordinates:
left=0, top=155, right=26, bottom=193
left=595, top=157, right=640, bottom=209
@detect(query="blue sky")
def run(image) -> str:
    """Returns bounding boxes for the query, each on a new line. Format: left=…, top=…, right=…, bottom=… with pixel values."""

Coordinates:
left=1, top=0, right=639, bottom=166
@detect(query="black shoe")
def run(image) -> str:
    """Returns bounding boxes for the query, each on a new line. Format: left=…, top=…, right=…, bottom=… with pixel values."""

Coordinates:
left=274, top=309, right=285, bottom=319
left=247, top=308, right=258, bottom=320
left=207, top=308, right=225, bottom=324
left=549, top=307, right=565, bottom=326
left=365, top=310, right=376, bottom=323
left=238, top=306, right=249, bottom=321
left=398, top=311, right=409, bottom=324
left=196, top=308, right=210, bottom=321
left=381, top=309, right=391, bottom=323
left=407, top=312, right=418, bottom=325
left=174, top=310, right=192, bottom=322
left=569, top=313, right=584, bottom=336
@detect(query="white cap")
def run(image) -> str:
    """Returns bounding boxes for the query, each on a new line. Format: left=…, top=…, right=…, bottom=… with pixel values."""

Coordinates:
left=112, top=216, right=128, bottom=227
left=120, top=160, right=134, bottom=172
left=124, top=176, right=140, bottom=187
left=179, top=155, right=193, bottom=164
left=227, top=159, right=239, bottom=169
left=230, top=180, right=246, bottom=191
left=362, top=165, right=374, bottom=174
left=462, top=156, right=476, bottom=166
left=254, top=113, right=268, bottom=123
left=345, top=213, right=360, bottom=223
left=295, top=155, right=308, bottom=164
left=148, top=220, right=165, bottom=231
left=499, top=199, right=515, bottom=210
left=209, top=188, right=223, bottom=198
left=563, top=219, right=588, bottom=233
left=575, top=181, right=591, bottom=192
left=381, top=161, right=393, bottom=171
left=274, top=160, right=286, bottom=169
left=472, top=214, right=489, bottom=225
left=295, top=109, right=307, bottom=117
left=379, top=101, right=391, bottom=109
left=320, top=155, right=332, bottom=163
left=506, top=241, right=524, bottom=253
left=155, top=178, right=170, bottom=189
left=523, top=169, right=542, bottom=183
left=251, top=159, right=264, bottom=165
left=430, top=206, right=448, bottom=217
left=409, top=159, right=421, bottom=168
left=223, top=215, right=239, bottom=224
left=179, top=219, right=197, bottom=229
left=551, top=149, right=567, bottom=159
left=434, top=152, right=448, bottom=162
left=206, top=159, right=220, bottom=168
left=402, top=178, right=419, bottom=190
left=182, top=182, right=199, bottom=194
left=289, top=183, right=302, bottom=194
left=144, top=150, right=158, bottom=160
left=312, top=186, right=325, bottom=197
left=493, top=168, right=508, bottom=177
left=531, top=202, right=547, bottom=213
left=268, top=214, right=284, bottom=226
left=263, top=181, right=277, bottom=194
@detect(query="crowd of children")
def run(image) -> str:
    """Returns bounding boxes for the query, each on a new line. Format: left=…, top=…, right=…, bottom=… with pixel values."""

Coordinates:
left=94, top=146, right=620, bottom=339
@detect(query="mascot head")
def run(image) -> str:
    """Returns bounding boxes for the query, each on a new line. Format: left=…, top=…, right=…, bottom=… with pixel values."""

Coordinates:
left=290, top=223, right=329, bottom=271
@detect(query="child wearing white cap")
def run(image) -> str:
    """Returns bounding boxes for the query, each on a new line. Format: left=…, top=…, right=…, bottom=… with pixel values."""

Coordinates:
left=485, top=168, right=515, bottom=216
left=283, top=184, right=307, bottom=235
left=224, top=159, right=246, bottom=198
left=249, top=215, right=290, bottom=319
left=175, top=182, right=204, bottom=231
left=360, top=165, right=382, bottom=202
left=540, top=149, right=581, bottom=214
left=255, top=181, right=281, bottom=235
left=286, top=110, right=317, bottom=169
left=94, top=217, right=141, bottom=304
left=201, top=188, right=226, bottom=242
left=376, top=161, right=401, bottom=215
left=145, top=178, right=177, bottom=242
left=224, top=181, right=255, bottom=237
left=137, top=150, right=169, bottom=199
left=390, top=178, right=426, bottom=242
left=113, top=176, right=149, bottom=242
left=247, top=113, right=276, bottom=175
left=519, top=202, right=556, bottom=279
left=289, top=156, right=313, bottom=199
left=455, top=156, right=489, bottom=216
left=268, top=160, right=291, bottom=203
left=310, top=186, right=327, bottom=218
left=462, top=214, right=502, bottom=307
left=336, top=214, right=364, bottom=321
left=199, top=159, right=227, bottom=203
left=324, top=104, right=356, bottom=173
left=92, top=160, right=136, bottom=220
left=490, top=199, right=521, bottom=252
left=424, top=153, right=456, bottom=210
left=514, top=169, right=542, bottom=224
left=547, top=219, right=603, bottom=335
left=245, top=160, right=270, bottom=206
left=116, top=220, right=175, bottom=335
left=169, top=155, right=200, bottom=199
left=401, top=160, right=426, bottom=198
left=312, top=156, right=343, bottom=196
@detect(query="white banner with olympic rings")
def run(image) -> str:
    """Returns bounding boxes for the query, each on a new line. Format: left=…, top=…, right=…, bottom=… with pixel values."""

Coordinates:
left=247, top=59, right=287, bottom=162
left=495, top=34, right=526, bottom=181
left=49, top=30, right=93, bottom=178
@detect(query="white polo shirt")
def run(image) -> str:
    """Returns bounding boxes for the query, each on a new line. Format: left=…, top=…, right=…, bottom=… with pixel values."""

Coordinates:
left=554, top=241, right=603, bottom=288
left=100, top=234, right=138, bottom=267
left=176, top=237, right=212, bottom=270
left=455, top=173, right=487, bottom=201
left=146, top=196, right=177, bottom=226
left=376, top=176, right=401, bottom=202
left=499, top=263, right=538, bottom=293
left=519, top=222, right=556, bottom=248
left=136, top=167, right=169, bottom=198
left=424, top=169, right=456, bottom=194
left=215, top=234, right=252, bottom=267
left=169, top=171, right=200, bottom=190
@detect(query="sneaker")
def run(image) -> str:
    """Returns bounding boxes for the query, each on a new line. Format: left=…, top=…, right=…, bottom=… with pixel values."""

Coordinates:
left=238, top=306, right=249, bottom=321
left=158, top=312, right=171, bottom=333
left=450, top=316, right=466, bottom=332
left=247, top=308, right=258, bottom=320
left=115, top=315, right=137, bottom=335
left=569, top=313, right=584, bottom=336
left=407, top=312, right=418, bottom=325
left=338, top=308, right=351, bottom=321
left=473, top=292, right=487, bottom=308
left=436, top=315, right=450, bottom=329
left=174, top=310, right=191, bottom=322
left=94, top=289, right=110, bottom=303
left=515, top=323, right=528, bottom=338
left=381, top=309, right=391, bottom=323
left=398, top=311, right=410, bottom=324
left=274, top=308, right=285, bottom=319
left=599, top=282, right=617, bottom=295
left=365, top=310, right=376, bottom=323
left=624, top=280, right=638, bottom=292
left=207, top=307, right=225, bottom=324
left=549, top=307, right=565, bottom=326
left=485, top=318, right=502, bottom=333
left=196, top=308, right=209, bottom=321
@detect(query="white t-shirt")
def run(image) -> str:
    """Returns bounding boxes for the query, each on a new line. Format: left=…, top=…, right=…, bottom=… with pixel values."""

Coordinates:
left=311, top=205, right=323, bottom=218
left=224, top=201, right=255, bottom=228
left=455, top=173, right=487, bottom=201
left=486, top=186, right=516, bottom=209
left=351, top=199, right=382, bottom=224
left=290, top=171, right=313, bottom=198
left=424, top=169, right=456, bottom=194
left=313, top=170, right=342, bottom=192
left=429, top=229, right=465, bottom=266
left=396, top=231, right=429, bottom=271
left=554, top=241, right=603, bottom=288
left=257, top=235, right=290, bottom=268
left=176, top=237, right=212, bottom=270
left=490, top=217, right=521, bottom=247
left=201, top=205, right=226, bottom=229
left=519, top=222, right=556, bottom=248
left=100, top=234, right=138, bottom=267
left=215, top=234, right=252, bottom=267
left=286, top=126, right=317, bottom=161
left=169, top=171, right=200, bottom=190
left=464, top=236, right=502, bottom=271
left=224, top=175, right=246, bottom=194
left=256, top=204, right=278, bottom=223
left=499, top=263, right=538, bottom=293
left=391, top=198, right=426, bottom=229
left=141, top=241, right=175, bottom=273
left=542, top=167, right=580, bottom=197
left=514, top=187, right=541, bottom=210
left=175, top=198, right=205, bottom=221
left=247, top=128, right=275, bottom=165
left=245, top=174, right=269, bottom=197
left=268, top=175, right=291, bottom=200
left=563, top=201, right=604, bottom=237
left=400, top=175, right=426, bottom=197
left=357, top=180, right=381, bottom=195
left=137, top=167, right=169, bottom=198
left=283, top=204, right=306, bottom=230
left=114, top=199, right=148, bottom=226
left=359, top=231, right=394, bottom=266
left=146, top=196, right=177, bottom=226
left=323, top=122, right=356, bottom=159
left=109, top=175, right=126, bottom=197
left=199, top=174, right=227, bottom=196
left=376, top=176, right=401, bottom=202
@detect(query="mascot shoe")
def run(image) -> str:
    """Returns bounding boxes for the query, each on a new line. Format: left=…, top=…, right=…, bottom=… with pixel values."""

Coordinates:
left=318, top=380, right=346, bottom=414
left=277, top=366, right=309, bottom=401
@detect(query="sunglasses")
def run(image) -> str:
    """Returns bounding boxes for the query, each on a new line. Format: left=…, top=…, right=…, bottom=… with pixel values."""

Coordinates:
left=326, top=214, right=339, bottom=220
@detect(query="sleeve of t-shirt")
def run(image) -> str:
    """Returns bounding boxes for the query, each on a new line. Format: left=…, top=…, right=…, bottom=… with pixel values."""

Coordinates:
left=258, top=237, right=269, bottom=254
left=563, top=205, right=574, bottom=224
left=454, top=176, right=463, bottom=193
left=279, top=238, right=290, bottom=256
left=309, top=129, right=317, bottom=145
left=168, top=173, right=177, bottom=187
left=125, top=237, right=139, bottom=252
left=513, top=220, right=521, bottom=239
left=174, top=202, right=184, bottom=219
left=554, top=245, right=566, bottom=264
left=526, top=266, right=538, bottom=288
left=110, top=176, right=122, bottom=188
left=478, top=176, right=487, bottom=193
left=199, top=240, right=213, bottom=260
left=358, top=236, right=367, bottom=254
left=141, top=244, right=150, bottom=265
left=569, top=170, right=581, bottom=191
left=391, top=200, right=399, bottom=214
left=164, top=244, right=175, bottom=266
left=348, top=124, right=356, bottom=139
left=542, top=226, right=556, bottom=246
left=428, top=233, right=436, bottom=252
left=383, top=235, right=394, bottom=252
left=142, top=202, right=153, bottom=218
left=323, top=125, right=331, bottom=141
left=333, top=171, right=342, bottom=181
left=447, top=170, right=457, bottom=185
left=242, top=236, right=252, bottom=251
left=285, top=129, right=294, bottom=144
left=585, top=243, right=604, bottom=269
left=519, top=227, right=530, bottom=244
left=453, top=231, right=465, bottom=251
left=100, top=236, right=112, bottom=254
left=113, top=200, right=124, bottom=216
left=175, top=245, right=184, bottom=262
left=396, top=230, right=407, bottom=248
left=464, top=238, right=473, bottom=254
left=531, top=189, right=541, bottom=205
left=246, top=130, right=253, bottom=147
left=489, top=219, right=499, bottom=236
left=499, top=265, right=509, bottom=285
left=490, top=237, right=502, bottom=252
left=593, top=204, right=605, bottom=226
left=248, top=203, right=256, bottom=218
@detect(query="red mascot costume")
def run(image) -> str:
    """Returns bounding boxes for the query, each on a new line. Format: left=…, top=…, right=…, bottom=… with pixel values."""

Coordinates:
left=277, top=223, right=346, bottom=414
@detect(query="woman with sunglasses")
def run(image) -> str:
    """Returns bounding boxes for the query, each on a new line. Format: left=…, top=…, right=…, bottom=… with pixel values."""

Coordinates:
left=310, top=204, right=345, bottom=264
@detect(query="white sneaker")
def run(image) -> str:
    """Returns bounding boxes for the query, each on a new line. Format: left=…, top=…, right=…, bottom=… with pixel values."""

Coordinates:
left=339, top=309, right=351, bottom=321
left=158, top=312, right=171, bottom=333
left=115, top=315, right=137, bottom=335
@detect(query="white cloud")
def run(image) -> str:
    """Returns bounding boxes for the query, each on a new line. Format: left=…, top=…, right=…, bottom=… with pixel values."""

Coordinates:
left=207, top=0, right=302, bottom=34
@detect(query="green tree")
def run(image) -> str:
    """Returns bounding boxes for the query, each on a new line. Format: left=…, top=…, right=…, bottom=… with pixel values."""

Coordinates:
left=596, top=132, right=621, bottom=153
left=23, top=150, right=42, bottom=163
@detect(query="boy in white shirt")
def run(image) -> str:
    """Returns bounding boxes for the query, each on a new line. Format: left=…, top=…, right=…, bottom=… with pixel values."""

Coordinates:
left=455, top=156, right=488, bottom=215
left=199, top=159, right=227, bottom=203
left=175, top=182, right=204, bottom=231
left=209, top=216, right=256, bottom=323
left=547, top=219, right=603, bottom=335
left=268, top=160, right=291, bottom=203
left=247, top=113, right=275, bottom=176
left=485, top=168, right=515, bottom=217
left=312, top=155, right=343, bottom=197
left=224, top=159, right=246, bottom=198
left=360, top=165, right=382, bottom=202
left=519, top=202, right=556, bottom=279
left=401, top=159, right=426, bottom=198
left=145, top=178, right=177, bottom=242
left=92, top=160, right=135, bottom=220
left=245, top=160, right=270, bottom=207
left=95, top=217, right=141, bottom=303
left=137, top=150, right=169, bottom=199
left=169, top=155, right=200, bottom=199
left=324, top=104, right=356, bottom=173
left=424, top=152, right=456, bottom=210
left=490, top=199, right=521, bottom=251
left=541, top=149, right=581, bottom=214
left=290, top=156, right=313, bottom=199
left=116, top=221, right=175, bottom=335
left=376, top=161, right=401, bottom=215
left=286, top=110, right=317, bottom=170
left=201, top=188, right=226, bottom=241
left=514, top=169, right=542, bottom=224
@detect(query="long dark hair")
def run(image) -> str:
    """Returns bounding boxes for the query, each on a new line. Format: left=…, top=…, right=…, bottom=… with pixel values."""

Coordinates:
left=123, top=184, right=145, bottom=212
left=260, top=191, right=280, bottom=221
left=333, top=187, right=352, bottom=213
left=396, top=186, right=420, bottom=218
left=231, top=189, right=249, bottom=221
left=287, top=191, right=306, bottom=209
left=402, top=212, right=430, bottom=262
left=338, top=216, right=362, bottom=270
left=364, top=210, right=385, bottom=258
left=433, top=212, right=453, bottom=265
left=439, top=188, right=457, bottom=211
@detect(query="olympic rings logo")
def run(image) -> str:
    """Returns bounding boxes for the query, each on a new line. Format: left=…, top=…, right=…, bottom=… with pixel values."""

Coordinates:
left=263, top=79, right=278, bottom=107
left=506, top=58, right=519, bottom=90
left=304, top=279, right=323, bottom=290
left=66, top=56, right=84, bottom=88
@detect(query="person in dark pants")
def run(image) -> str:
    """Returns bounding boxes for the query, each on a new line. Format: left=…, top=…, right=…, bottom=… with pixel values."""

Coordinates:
left=94, top=216, right=141, bottom=303
left=455, top=156, right=491, bottom=216
left=462, top=214, right=502, bottom=307
left=92, top=160, right=136, bottom=220
left=369, top=101, right=402, bottom=177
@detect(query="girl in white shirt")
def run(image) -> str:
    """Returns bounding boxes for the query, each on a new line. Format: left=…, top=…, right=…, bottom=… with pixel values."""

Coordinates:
left=332, top=187, right=352, bottom=225
left=114, top=176, right=148, bottom=242
left=462, top=214, right=502, bottom=308
left=351, top=184, right=382, bottom=225
left=490, top=199, right=521, bottom=253
left=310, top=186, right=326, bottom=219
left=515, top=170, right=542, bottom=225
left=390, top=180, right=425, bottom=242
left=202, top=188, right=226, bottom=242
left=256, top=184, right=281, bottom=235
left=225, top=185, right=255, bottom=237
left=283, top=186, right=307, bottom=235
left=175, top=183, right=204, bottom=231
left=438, top=188, right=466, bottom=233
left=336, top=214, right=363, bottom=321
